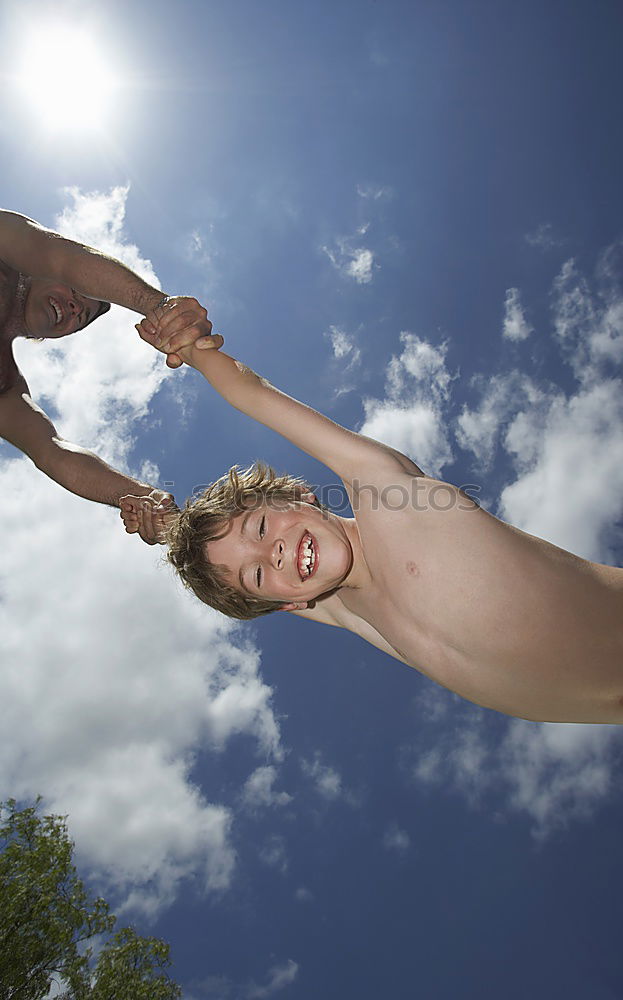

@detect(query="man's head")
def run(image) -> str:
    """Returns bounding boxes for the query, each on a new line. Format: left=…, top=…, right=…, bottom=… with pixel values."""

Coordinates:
left=23, top=278, right=110, bottom=338
left=167, top=462, right=353, bottom=620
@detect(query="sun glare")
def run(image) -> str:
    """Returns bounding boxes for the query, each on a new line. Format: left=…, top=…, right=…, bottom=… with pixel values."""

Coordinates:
left=14, top=23, right=119, bottom=130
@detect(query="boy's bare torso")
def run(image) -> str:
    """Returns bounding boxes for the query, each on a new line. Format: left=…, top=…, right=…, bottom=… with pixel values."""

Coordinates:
left=336, top=472, right=623, bottom=724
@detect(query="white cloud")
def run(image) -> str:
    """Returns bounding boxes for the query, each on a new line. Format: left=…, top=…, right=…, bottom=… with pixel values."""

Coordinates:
left=258, top=834, right=288, bottom=873
left=324, top=325, right=361, bottom=369
left=409, top=702, right=623, bottom=839
left=500, top=720, right=618, bottom=834
left=456, top=249, right=623, bottom=562
left=300, top=753, right=342, bottom=800
left=246, top=960, right=299, bottom=999
left=241, top=766, right=292, bottom=811
left=322, top=233, right=376, bottom=284
left=360, top=332, right=454, bottom=477
left=525, top=223, right=562, bottom=250
left=502, top=287, right=533, bottom=342
left=347, top=248, right=374, bottom=283
left=357, top=183, right=392, bottom=201
left=185, top=226, right=216, bottom=268
left=500, top=379, right=623, bottom=560
left=457, top=373, right=548, bottom=470
left=196, top=959, right=299, bottom=1000
left=1, top=187, right=282, bottom=916
left=553, top=250, right=623, bottom=383
left=382, top=824, right=411, bottom=853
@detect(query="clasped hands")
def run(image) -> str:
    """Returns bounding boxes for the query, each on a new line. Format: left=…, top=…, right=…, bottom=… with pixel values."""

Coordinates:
left=120, top=295, right=222, bottom=544
left=137, top=295, right=223, bottom=368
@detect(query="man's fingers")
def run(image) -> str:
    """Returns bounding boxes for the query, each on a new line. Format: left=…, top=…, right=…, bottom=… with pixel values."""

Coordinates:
left=134, top=496, right=172, bottom=544
left=120, top=492, right=172, bottom=544
left=166, top=353, right=184, bottom=368
left=157, top=310, right=212, bottom=342
left=152, top=299, right=209, bottom=336
left=120, top=508, right=139, bottom=534
left=136, top=320, right=158, bottom=346
left=136, top=503, right=156, bottom=544
left=159, top=319, right=213, bottom=353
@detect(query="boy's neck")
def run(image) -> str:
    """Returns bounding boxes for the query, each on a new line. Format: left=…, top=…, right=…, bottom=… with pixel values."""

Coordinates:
left=335, top=514, right=371, bottom=592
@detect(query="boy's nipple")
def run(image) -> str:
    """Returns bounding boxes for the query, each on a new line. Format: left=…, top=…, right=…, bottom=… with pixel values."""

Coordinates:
left=405, top=561, right=419, bottom=577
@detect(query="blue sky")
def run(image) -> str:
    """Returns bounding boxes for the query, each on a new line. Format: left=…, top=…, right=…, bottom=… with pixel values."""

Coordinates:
left=1, top=1, right=623, bottom=997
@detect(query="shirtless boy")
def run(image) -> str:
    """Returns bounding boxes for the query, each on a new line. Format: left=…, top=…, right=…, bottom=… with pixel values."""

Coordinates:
left=0, top=210, right=217, bottom=543
left=130, top=317, right=623, bottom=725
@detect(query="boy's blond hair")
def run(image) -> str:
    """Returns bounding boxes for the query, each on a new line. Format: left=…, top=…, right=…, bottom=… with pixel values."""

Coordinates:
left=167, top=462, right=324, bottom=620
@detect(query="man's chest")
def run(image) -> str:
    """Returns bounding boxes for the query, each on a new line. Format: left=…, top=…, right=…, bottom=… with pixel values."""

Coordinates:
left=0, top=265, right=22, bottom=393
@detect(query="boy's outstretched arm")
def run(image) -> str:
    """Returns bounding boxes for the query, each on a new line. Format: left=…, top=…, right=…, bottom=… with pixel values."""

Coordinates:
left=137, top=320, right=424, bottom=486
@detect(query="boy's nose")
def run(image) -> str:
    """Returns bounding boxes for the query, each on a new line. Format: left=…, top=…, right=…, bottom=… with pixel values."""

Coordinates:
left=271, top=538, right=285, bottom=570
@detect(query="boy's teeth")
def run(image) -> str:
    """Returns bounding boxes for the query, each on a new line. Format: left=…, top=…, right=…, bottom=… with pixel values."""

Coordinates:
left=299, top=534, right=315, bottom=576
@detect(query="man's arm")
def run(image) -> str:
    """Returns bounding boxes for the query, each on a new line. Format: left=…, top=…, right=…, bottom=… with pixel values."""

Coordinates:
left=0, top=211, right=216, bottom=365
left=0, top=210, right=167, bottom=314
left=139, top=320, right=424, bottom=487
left=0, top=375, right=171, bottom=543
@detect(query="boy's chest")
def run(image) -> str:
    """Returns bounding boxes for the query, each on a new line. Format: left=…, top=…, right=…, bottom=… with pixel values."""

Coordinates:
left=345, top=481, right=555, bottom=661
left=341, top=498, right=455, bottom=667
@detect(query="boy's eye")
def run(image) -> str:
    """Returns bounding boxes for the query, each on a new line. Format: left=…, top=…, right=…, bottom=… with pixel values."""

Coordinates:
left=259, top=516, right=266, bottom=538
left=256, top=566, right=262, bottom=588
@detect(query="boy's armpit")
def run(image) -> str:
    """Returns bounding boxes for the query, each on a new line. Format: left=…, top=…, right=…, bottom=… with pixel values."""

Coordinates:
left=290, top=594, right=410, bottom=665
left=289, top=596, right=343, bottom=629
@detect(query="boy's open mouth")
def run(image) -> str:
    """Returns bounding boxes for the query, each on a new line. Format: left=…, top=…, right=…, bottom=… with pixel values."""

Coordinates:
left=297, top=531, right=317, bottom=580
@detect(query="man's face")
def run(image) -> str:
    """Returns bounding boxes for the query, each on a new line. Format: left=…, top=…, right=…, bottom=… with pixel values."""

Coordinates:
left=205, top=499, right=354, bottom=608
left=24, top=278, right=106, bottom=338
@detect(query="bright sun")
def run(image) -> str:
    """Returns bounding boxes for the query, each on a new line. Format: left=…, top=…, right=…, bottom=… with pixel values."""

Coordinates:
left=14, top=24, right=119, bottom=130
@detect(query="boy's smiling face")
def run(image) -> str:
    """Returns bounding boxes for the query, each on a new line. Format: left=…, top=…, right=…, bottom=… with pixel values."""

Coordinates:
left=204, top=498, right=354, bottom=609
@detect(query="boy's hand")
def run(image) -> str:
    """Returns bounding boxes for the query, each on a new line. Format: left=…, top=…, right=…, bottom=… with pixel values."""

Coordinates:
left=119, top=490, right=178, bottom=545
left=138, top=298, right=224, bottom=368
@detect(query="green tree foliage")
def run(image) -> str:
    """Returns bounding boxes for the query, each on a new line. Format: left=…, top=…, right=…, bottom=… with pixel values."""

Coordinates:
left=0, top=800, right=181, bottom=1000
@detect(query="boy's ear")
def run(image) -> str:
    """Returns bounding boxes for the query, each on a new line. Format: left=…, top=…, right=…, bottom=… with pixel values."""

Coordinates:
left=299, top=492, right=318, bottom=505
left=279, top=602, right=309, bottom=612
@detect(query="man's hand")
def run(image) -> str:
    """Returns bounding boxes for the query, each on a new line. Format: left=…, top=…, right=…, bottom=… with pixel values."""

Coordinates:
left=143, top=297, right=223, bottom=368
left=119, top=489, right=178, bottom=545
